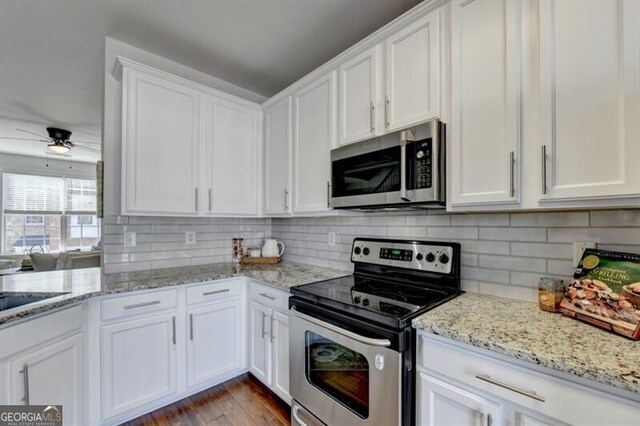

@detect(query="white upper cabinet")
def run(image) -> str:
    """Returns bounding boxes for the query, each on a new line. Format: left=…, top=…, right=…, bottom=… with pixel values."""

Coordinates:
left=338, top=46, right=382, bottom=146
left=385, top=10, right=440, bottom=132
left=204, top=96, right=260, bottom=216
left=538, top=0, right=640, bottom=202
left=122, top=67, right=200, bottom=216
left=264, top=97, right=292, bottom=215
left=449, top=0, right=521, bottom=207
left=293, top=71, right=336, bottom=214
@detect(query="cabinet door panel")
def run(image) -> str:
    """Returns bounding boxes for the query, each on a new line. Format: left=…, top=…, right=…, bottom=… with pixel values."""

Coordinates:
left=187, top=299, right=243, bottom=388
left=385, top=11, right=440, bottom=131
left=123, top=69, right=200, bottom=215
left=539, top=0, right=640, bottom=200
left=293, top=72, right=336, bottom=213
left=264, top=98, right=292, bottom=215
left=249, top=301, right=271, bottom=385
left=206, top=98, right=259, bottom=215
left=101, top=313, right=177, bottom=419
left=450, top=0, right=520, bottom=207
left=271, top=309, right=291, bottom=403
left=339, top=46, right=380, bottom=146
left=10, top=333, right=83, bottom=425
left=418, top=372, right=501, bottom=426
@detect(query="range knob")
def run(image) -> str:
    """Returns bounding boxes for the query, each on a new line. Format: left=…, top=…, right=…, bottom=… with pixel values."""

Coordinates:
left=353, top=296, right=361, bottom=304
left=425, top=253, right=435, bottom=263
left=354, top=247, right=361, bottom=255
left=416, top=253, right=423, bottom=261
left=362, top=298, right=370, bottom=307
left=362, top=247, right=370, bottom=256
left=439, top=253, right=450, bottom=264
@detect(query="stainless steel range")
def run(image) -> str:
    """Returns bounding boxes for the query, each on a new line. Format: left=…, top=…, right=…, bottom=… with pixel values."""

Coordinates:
left=289, top=238, right=461, bottom=426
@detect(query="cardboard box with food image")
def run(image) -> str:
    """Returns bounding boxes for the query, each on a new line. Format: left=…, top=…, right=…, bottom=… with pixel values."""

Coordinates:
left=561, top=249, right=640, bottom=340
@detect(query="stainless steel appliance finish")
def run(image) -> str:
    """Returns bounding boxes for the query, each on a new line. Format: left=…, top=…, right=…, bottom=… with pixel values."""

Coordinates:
left=289, top=238, right=461, bottom=426
left=330, top=120, right=445, bottom=209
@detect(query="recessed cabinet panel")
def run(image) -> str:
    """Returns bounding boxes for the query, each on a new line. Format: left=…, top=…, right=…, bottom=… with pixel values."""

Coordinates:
left=385, top=11, right=440, bottom=131
left=539, top=0, right=640, bottom=201
left=271, top=309, right=291, bottom=403
left=293, top=72, right=336, bottom=214
left=264, top=98, right=292, bottom=215
left=450, top=0, right=520, bottom=207
left=205, top=98, right=259, bottom=215
left=122, top=69, right=200, bottom=215
left=338, top=46, right=380, bottom=146
left=249, top=300, right=271, bottom=385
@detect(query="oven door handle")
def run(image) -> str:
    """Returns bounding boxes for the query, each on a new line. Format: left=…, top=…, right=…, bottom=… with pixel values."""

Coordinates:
left=292, top=306, right=392, bottom=347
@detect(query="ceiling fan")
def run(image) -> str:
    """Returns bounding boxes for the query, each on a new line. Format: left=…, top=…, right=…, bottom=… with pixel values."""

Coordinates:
left=3, top=127, right=101, bottom=155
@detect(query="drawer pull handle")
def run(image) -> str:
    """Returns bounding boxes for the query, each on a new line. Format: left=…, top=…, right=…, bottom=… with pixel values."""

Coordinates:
left=259, top=292, right=276, bottom=301
left=203, top=289, right=230, bottom=296
left=124, top=300, right=161, bottom=310
left=475, top=374, right=545, bottom=402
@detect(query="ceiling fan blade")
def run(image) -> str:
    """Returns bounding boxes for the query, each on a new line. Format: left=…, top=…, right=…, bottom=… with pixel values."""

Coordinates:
left=0, top=135, right=47, bottom=142
left=73, top=145, right=101, bottom=153
left=16, top=128, right=49, bottom=139
left=69, top=139, right=101, bottom=146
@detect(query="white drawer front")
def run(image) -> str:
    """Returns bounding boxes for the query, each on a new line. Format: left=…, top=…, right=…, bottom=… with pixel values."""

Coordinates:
left=419, top=335, right=640, bottom=424
left=186, top=279, right=241, bottom=305
left=249, top=281, right=289, bottom=311
left=101, top=289, right=177, bottom=322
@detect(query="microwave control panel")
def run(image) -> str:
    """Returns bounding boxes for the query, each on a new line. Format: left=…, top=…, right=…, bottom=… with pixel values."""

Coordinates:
left=413, top=138, right=432, bottom=189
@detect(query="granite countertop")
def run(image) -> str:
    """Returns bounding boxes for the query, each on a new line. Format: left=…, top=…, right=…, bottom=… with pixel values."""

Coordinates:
left=413, top=292, right=640, bottom=395
left=0, top=262, right=350, bottom=326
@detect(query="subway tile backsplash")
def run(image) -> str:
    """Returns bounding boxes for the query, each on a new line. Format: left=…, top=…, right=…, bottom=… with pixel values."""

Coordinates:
left=271, top=210, right=640, bottom=302
left=103, top=209, right=640, bottom=303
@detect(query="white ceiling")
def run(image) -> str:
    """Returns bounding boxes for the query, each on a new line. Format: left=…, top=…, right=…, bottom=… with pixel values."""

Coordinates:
left=0, top=0, right=419, bottom=163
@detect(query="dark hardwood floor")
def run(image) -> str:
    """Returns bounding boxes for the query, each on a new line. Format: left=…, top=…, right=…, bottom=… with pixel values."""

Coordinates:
left=123, top=374, right=291, bottom=426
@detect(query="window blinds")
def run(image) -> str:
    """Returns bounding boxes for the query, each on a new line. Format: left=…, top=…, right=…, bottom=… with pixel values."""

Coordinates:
left=3, top=173, right=97, bottom=215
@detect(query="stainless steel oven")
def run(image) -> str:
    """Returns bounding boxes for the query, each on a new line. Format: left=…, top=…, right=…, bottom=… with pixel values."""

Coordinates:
left=330, top=120, right=445, bottom=209
left=290, top=300, right=404, bottom=426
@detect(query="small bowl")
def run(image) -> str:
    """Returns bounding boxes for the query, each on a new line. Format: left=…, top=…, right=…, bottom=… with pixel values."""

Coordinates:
left=622, top=286, right=640, bottom=307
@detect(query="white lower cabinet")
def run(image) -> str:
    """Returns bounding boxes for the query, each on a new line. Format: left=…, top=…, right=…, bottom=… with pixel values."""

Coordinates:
left=101, top=312, right=178, bottom=419
left=418, top=333, right=640, bottom=426
left=248, top=282, right=291, bottom=403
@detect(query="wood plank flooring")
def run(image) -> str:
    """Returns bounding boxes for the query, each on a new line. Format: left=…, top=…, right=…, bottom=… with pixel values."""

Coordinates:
left=123, top=374, right=291, bottom=426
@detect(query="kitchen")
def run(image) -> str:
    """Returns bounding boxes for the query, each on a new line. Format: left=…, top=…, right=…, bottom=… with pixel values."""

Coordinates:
left=0, top=0, right=639, bottom=425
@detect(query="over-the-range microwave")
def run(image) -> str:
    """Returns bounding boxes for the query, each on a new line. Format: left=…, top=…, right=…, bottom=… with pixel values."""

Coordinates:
left=330, top=120, right=445, bottom=209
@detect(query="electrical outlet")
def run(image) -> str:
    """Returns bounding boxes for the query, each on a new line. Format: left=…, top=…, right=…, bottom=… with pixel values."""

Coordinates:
left=328, top=232, right=336, bottom=246
left=124, top=232, right=136, bottom=248
left=265, top=229, right=272, bottom=239
left=573, top=241, right=597, bottom=266
left=186, top=231, right=196, bottom=245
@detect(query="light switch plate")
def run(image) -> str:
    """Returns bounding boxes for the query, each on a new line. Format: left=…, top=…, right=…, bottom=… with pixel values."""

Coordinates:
left=573, top=241, right=597, bottom=266
left=328, top=232, right=336, bottom=246
left=186, top=231, right=196, bottom=245
left=124, top=232, right=136, bottom=248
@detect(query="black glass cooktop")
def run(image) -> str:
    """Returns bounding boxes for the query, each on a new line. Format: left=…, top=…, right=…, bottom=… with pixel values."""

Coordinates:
left=290, top=274, right=454, bottom=327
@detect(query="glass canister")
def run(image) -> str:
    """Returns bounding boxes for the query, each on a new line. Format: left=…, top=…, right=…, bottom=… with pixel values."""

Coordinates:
left=232, top=238, right=244, bottom=263
left=538, top=277, right=564, bottom=312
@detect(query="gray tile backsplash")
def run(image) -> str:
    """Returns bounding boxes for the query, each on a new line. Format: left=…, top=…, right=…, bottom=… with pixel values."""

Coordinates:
left=270, top=210, right=640, bottom=302
left=103, top=209, right=640, bottom=303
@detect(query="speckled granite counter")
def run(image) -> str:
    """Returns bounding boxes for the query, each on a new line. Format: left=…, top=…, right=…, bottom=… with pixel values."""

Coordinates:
left=0, top=262, right=349, bottom=327
left=413, top=292, right=640, bottom=395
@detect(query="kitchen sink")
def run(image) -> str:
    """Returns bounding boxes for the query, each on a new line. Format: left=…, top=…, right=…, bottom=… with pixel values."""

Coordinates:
left=0, top=292, right=69, bottom=312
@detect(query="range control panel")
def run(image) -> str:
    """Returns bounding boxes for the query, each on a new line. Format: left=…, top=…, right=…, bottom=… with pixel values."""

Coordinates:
left=351, top=238, right=456, bottom=274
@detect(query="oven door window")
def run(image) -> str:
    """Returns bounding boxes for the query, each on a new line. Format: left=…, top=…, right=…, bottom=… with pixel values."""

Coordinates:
left=332, top=146, right=400, bottom=197
left=305, top=331, right=369, bottom=419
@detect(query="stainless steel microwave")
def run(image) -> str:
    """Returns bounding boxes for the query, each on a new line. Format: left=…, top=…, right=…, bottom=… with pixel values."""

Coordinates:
left=330, top=120, right=445, bottom=209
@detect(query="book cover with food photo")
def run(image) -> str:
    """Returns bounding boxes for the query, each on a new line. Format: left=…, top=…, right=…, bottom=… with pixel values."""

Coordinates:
left=560, top=249, right=640, bottom=339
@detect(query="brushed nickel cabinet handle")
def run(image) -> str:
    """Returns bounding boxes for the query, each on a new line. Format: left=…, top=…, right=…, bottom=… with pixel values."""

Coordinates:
left=370, top=101, right=375, bottom=133
left=385, top=96, right=390, bottom=128
left=327, top=181, right=331, bottom=208
left=476, top=374, right=545, bottom=402
left=189, top=313, right=194, bottom=341
left=208, top=188, right=212, bottom=211
left=203, top=289, right=229, bottom=296
left=541, top=145, right=547, bottom=195
left=195, top=187, right=199, bottom=211
left=172, top=316, right=176, bottom=345
left=284, top=188, right=289, bottom=211
left=487, top=413, right=493, bottom=426
left=509, top=151, right=515, bottom=197
left=270, top=315, right=275, bottom=342
left=259, top=292, right=276, bottom=301
left=20, top=364, right=29, bottom=405
left=261, top=312, right=268, bottom=338
left=124, top=300, right=161, bottom=310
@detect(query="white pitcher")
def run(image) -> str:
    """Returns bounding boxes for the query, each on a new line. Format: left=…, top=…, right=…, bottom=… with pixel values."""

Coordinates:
left=262, top=239, right=285, bottom=257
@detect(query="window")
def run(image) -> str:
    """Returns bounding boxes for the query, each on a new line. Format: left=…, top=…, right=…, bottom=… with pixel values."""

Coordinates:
left=2, top=173, right=101, bottom=254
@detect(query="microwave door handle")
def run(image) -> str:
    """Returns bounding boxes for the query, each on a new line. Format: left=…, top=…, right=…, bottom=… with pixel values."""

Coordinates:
left=400, top=130, right=414, bottom=202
